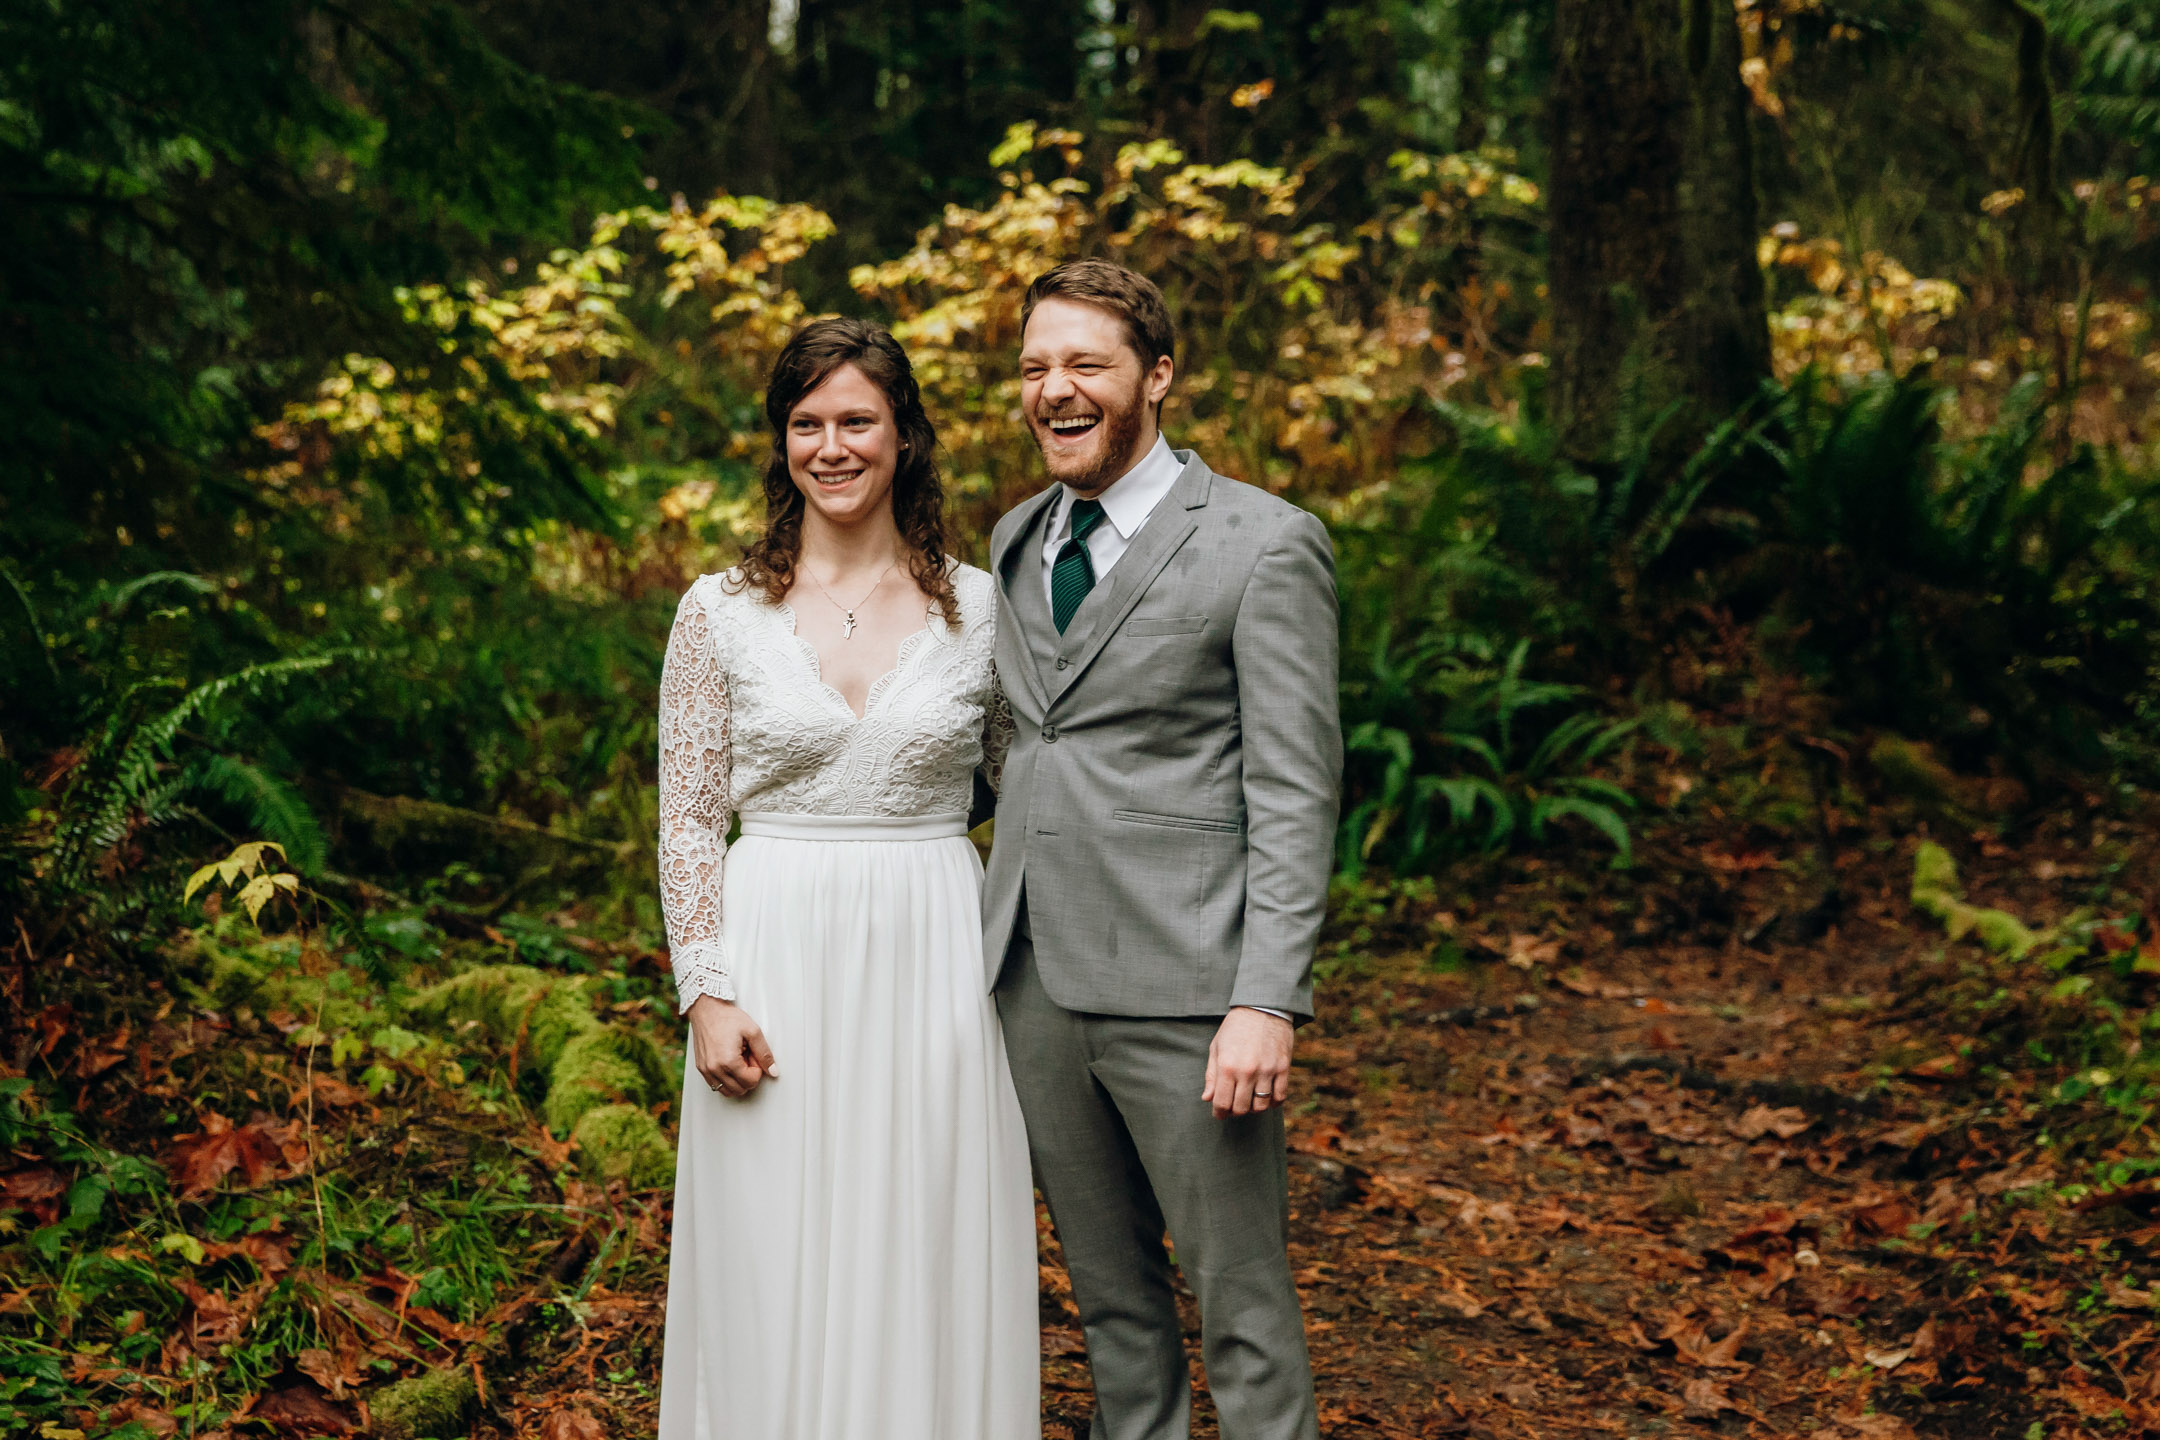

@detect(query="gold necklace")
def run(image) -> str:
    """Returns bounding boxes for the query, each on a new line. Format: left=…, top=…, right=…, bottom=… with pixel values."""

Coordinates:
left=803, top=558, right=897, bottom=640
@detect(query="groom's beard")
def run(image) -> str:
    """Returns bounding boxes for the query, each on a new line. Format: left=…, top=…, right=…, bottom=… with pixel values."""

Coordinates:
left=1028, top=384, right=1149, bottom=494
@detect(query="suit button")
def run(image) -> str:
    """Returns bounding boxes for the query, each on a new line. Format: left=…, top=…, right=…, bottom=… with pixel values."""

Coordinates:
left=1054, top=656, right=1068, bottom=670
left=1041, top=725, right=1058, bottom=743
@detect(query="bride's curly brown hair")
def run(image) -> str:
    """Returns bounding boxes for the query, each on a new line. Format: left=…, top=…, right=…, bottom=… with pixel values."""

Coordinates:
left=735, top=318, right=958, bottom=627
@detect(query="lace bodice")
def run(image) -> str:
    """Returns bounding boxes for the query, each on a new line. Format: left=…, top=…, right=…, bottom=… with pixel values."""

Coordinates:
left=657, top=562, right=1012, bottom=1012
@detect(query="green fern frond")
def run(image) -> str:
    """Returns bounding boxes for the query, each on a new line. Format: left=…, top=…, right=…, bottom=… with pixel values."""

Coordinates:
left=185, top=754, right=329, bottom=876
left=46, top=653, right=346, bottom=891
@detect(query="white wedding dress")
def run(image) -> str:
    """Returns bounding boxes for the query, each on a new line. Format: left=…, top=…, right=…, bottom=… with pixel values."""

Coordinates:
left=653, top=562, right=1038, bottom=1440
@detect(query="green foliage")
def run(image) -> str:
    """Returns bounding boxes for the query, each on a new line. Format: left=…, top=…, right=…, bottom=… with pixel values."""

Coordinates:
left=1736, top=371, right=2160, bottom=765
left=45, top=653, right=346, bottom=895
left=1, top=0, right=644, bottom=518
left=1337, top=634, right=1638, bottom=876
left=2048, top=0, right=2160, bottom=167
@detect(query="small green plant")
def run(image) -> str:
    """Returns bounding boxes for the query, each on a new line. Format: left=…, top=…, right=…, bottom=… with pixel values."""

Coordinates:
left=1338, top=637, right=1636, bottom=876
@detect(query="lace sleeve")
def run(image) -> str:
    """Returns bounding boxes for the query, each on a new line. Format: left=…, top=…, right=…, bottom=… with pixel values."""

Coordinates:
left=979, top=662, right=1015, bottom=798
left=658, top=583, right=735, bottom=1012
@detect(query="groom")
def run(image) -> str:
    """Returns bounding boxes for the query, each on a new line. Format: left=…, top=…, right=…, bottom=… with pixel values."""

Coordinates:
left=984, top=258, right=1341, bottom=1440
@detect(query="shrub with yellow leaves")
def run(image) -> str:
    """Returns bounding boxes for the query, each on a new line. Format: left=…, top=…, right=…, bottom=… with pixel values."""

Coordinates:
left=851, top=122, right=1545, bottom=531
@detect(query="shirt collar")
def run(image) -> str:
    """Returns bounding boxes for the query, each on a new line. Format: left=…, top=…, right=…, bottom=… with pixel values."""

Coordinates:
left=1065, top=434, right=1180, bottom=540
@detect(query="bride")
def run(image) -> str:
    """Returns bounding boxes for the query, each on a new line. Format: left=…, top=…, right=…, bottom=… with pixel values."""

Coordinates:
left=653, top=318, right=1038, bottom=1438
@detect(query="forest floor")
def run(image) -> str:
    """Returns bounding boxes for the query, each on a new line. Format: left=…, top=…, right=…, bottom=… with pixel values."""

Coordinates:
left=8, top=809, right=2159, bottom=1440
left=473, top=817, right=2159, bottom=1440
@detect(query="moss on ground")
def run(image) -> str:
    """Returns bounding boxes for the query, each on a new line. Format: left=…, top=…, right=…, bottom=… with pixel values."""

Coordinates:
left=369, top=1364, right=477, bottom=1440
left=406, top=965, right=674, bottom=1185
left=1911, top=841, right=2039, bottom=958
left=571, top=1102, right=675, bottom=1188
left=187, top=942, right=675, bottom=1188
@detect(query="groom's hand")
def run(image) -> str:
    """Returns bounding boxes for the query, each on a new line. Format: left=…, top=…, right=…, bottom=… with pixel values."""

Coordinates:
left=1203, top=1008, right=1294, bottom=1119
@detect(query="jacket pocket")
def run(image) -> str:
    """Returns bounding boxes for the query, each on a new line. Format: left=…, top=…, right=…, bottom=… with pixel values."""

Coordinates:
left=1123, top=615, right=1208, bottom=637
left=1113, top=808, right=1242, bottom=833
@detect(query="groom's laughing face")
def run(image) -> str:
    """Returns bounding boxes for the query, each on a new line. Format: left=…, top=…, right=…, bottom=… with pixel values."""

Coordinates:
left=1019, top=298, right=1172, bottom=496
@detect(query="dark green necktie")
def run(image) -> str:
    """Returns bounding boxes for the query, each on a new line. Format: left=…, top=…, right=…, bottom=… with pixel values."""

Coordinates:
left=1051, top=498, right=1109, bottom=633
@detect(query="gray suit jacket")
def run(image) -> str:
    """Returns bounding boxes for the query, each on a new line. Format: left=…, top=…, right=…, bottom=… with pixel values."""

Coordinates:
left=983, top=449, right=1342, bottom=1021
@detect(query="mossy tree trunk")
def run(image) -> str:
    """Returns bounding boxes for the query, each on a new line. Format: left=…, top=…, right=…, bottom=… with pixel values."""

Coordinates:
left=1546, top=0, right=1771, bottom=461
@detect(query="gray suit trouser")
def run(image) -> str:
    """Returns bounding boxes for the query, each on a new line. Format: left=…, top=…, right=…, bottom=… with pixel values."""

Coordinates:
left=996, top=931, right=1320, bottom=1440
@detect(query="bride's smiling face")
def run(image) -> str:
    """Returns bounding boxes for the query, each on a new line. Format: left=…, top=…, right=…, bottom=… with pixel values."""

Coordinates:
left=785, top=363, right=902, bottom=528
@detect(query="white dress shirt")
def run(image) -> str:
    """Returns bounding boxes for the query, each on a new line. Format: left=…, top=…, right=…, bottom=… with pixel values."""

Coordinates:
left=1034, top=433, right=1292, bottom=1030
left=1039, top=434, right=1184, bottom=606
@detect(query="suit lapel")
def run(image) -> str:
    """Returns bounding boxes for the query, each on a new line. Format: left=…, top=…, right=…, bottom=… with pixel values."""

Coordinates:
left=1051, top=453, right=1214, bottom=701
left=993, top=486, right=1062, bottom=713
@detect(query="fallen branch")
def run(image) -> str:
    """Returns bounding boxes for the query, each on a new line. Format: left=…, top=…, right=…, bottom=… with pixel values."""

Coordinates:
left=1565, top=1053, right=1883, bottom=1117
left=1417, top=993, right=1547, bottom=1027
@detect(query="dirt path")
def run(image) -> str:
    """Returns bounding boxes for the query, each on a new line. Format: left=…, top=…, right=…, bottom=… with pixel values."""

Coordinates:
left=1030, top=916, right=2147, bottom=1439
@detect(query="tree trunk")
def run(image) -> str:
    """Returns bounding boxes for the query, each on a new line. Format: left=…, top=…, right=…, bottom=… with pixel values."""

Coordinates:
left=1547, top=0, right=1769, bottom=461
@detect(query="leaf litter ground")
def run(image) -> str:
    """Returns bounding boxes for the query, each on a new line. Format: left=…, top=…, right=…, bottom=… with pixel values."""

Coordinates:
left=6, top=819, right=2158, bottom=1440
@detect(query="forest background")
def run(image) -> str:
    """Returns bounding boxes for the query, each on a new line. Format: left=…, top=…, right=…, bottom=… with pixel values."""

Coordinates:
left=7, top=2, right=2160, bottom=1438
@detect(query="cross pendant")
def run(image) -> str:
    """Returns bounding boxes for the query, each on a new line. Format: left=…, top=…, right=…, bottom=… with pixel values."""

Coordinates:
left=841, top=612, right=857, bottom=640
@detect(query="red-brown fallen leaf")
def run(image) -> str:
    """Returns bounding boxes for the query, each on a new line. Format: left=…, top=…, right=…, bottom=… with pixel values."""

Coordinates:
left=254, top=1383, right=356, bottom=1435
left=1904, top=1054, right=1963, bottom=1081
left=1810, top=1417, right=1917, bottom=1440
left=541, top=1408, right=605, bottom=1440
left=1700, top=1321, right=1749, bottom=1368
left=104, top=1399, right=178, bottom=1436
left=175, top=1277, right=250, bottom=1345
left=1973, top=1162, right=2055, bottom=1195
left=523, top=1123, right=575, bottom=1169
left=1730, top=1104, right=1813, bottom=1140
left=295, top=1341, right=367, bottom=1401
left=1646, top=1024, right=1685, bottom=1051
left=1456, top=1195, right=1517, bottom=1227
left=1868, top=1120, right=1935, bottom=1149
left=1741, top=1252, right=1796, bottom=1297
left=2104, top=1279, right=2155, bottom=1309
left=305, top=1074, right=370, bottom=1109
left=166, top=1112, right=295, bottom=1198
left=1682, top=1375, right=1737, bottom=1418
left=403, top=1304, right=481, bottom=1344
left=1504, top=932, right=1559, bottom=970
left=1722, top=1205, right=1816, bottom=1252
left=2060, top=1366, right=2131, bottom=1420
left=31, top=1003, right=73, bottom=1058
left=1555, top=969, right=1637, bottom=999
left=1846, top=1190, right=1920, bottom=1237
left=2095, top=920, right=2139, bottom=953
left=0, top=1166, right=68, bottom=1226
left=1701, top=846, right=1780, bottom=873
left=73, top=1024, right=130, bottom=1080
left=1654, top=1313, right=1750, bottom=1369
left=203, top=1232, right=293, bottom=1276
left=1791, top=1278, right=1875, bottom=1319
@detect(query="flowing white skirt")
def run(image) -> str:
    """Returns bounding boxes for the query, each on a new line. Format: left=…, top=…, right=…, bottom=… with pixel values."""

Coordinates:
left=656, top=812, right=1040, bottom=1440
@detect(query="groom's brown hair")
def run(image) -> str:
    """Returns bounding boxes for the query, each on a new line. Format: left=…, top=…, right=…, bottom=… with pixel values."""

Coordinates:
left=1021, top=259, right=1175, bottom=372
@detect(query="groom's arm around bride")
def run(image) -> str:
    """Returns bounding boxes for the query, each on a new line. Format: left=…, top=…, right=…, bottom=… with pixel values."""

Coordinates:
left=983, top=258, right=1340, bottom=1440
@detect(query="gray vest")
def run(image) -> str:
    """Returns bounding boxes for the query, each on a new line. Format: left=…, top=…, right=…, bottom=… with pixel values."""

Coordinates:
left=1009, top=504, right=1064, bottom=686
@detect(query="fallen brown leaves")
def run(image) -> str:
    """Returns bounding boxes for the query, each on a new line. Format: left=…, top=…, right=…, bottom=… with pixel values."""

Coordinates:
left=165, top=1110, right=306, bottom=1198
